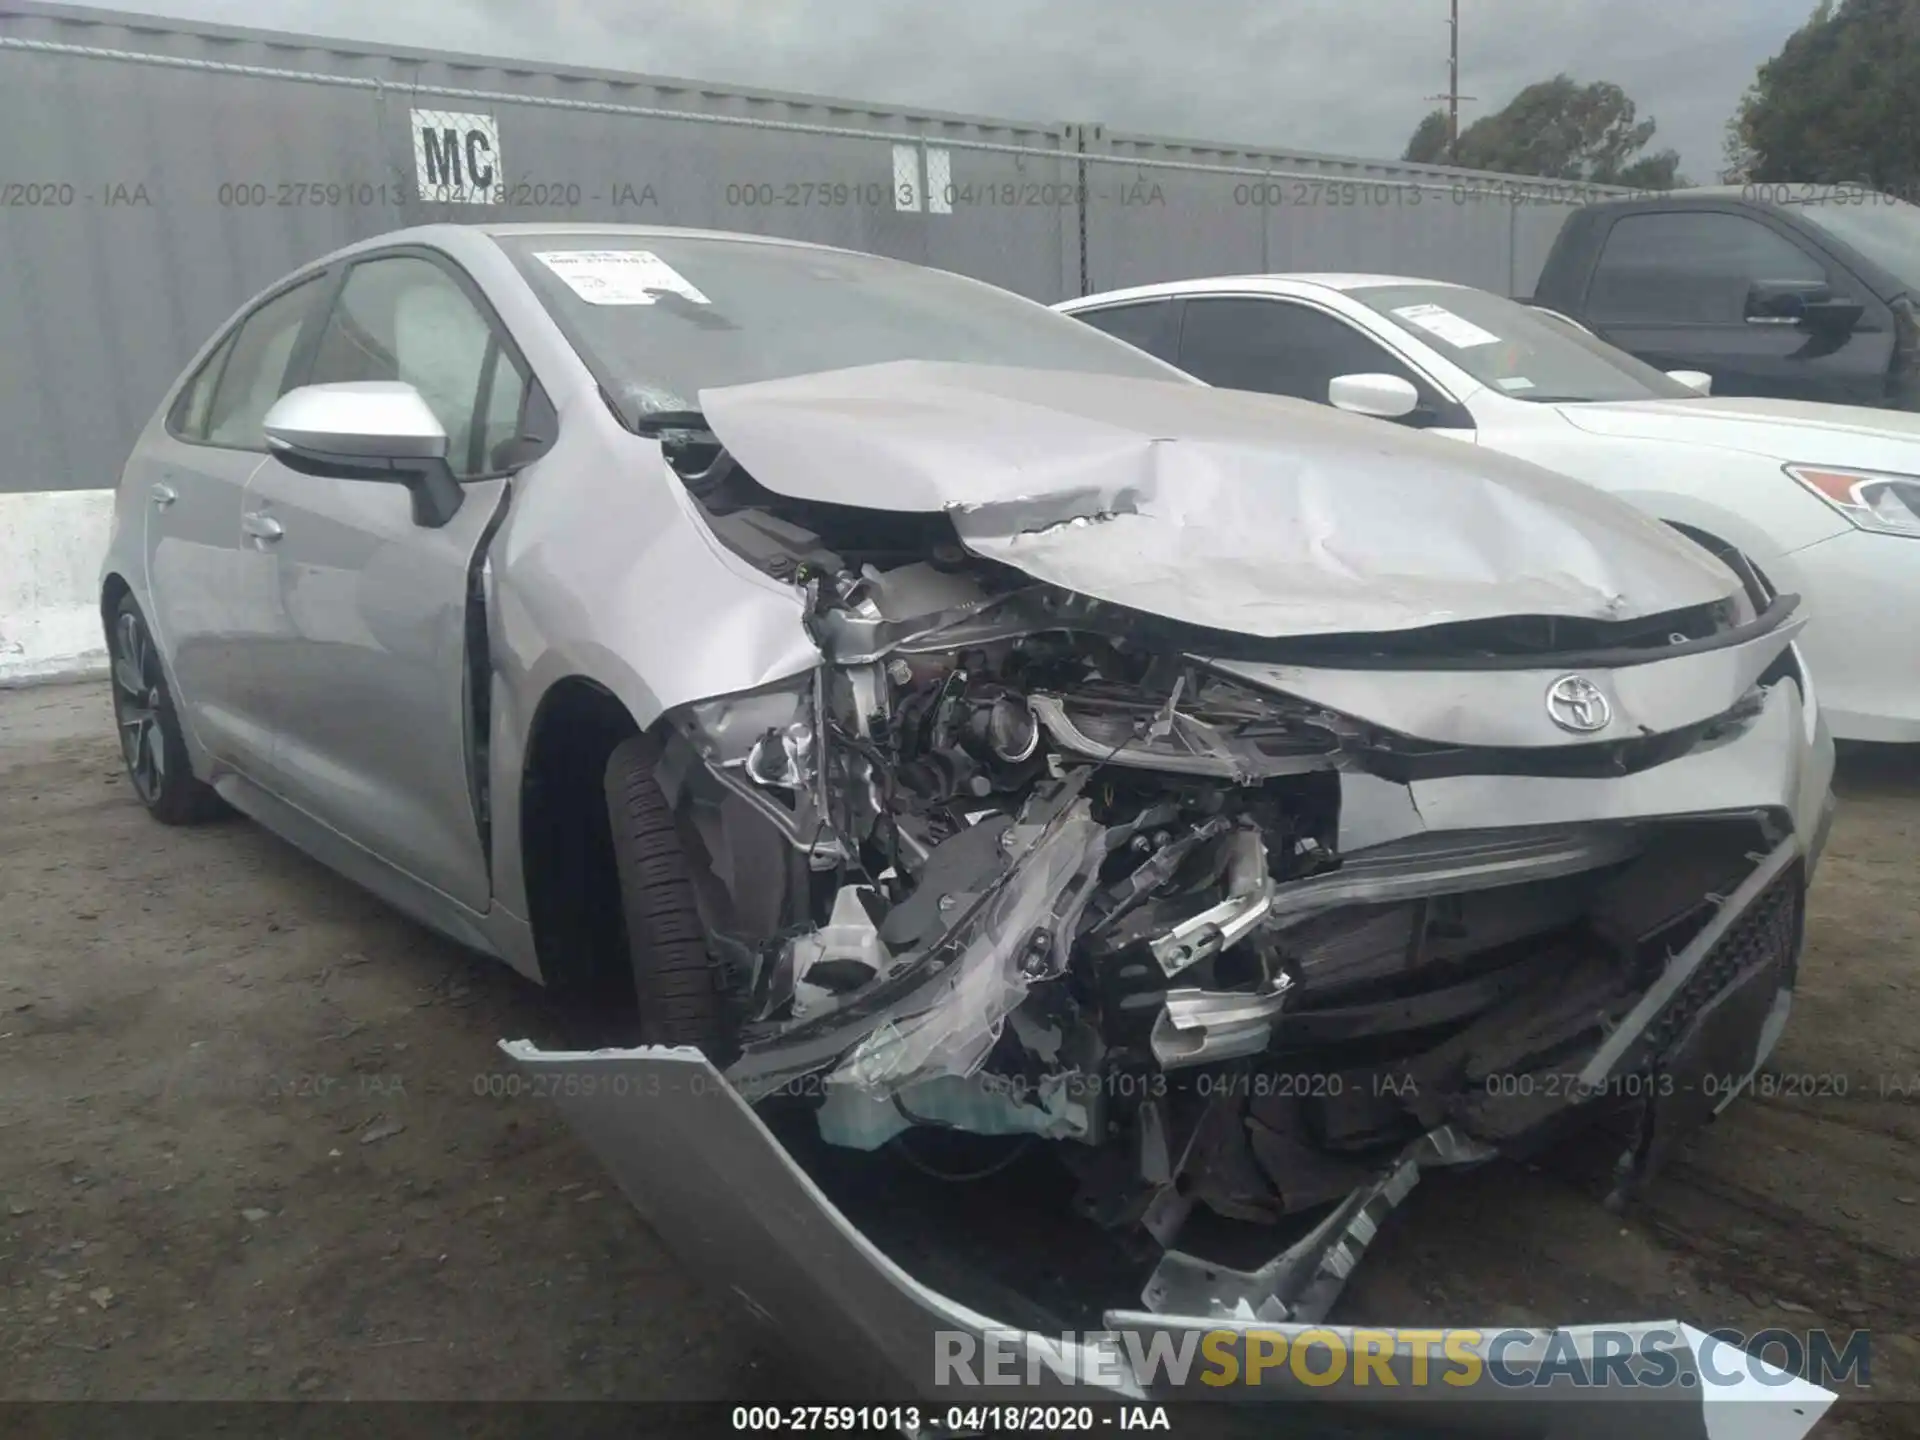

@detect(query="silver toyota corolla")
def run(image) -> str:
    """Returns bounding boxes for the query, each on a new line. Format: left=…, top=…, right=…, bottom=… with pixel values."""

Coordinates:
left=104, top=224, right=1837, bottom=1418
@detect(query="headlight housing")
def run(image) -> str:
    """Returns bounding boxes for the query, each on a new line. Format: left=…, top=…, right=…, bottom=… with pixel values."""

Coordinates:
left=1786, top=464, right=1920, bottom=538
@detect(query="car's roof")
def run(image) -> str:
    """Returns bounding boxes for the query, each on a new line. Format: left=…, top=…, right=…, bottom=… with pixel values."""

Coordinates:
left=304, top=221, right=860, bottom=271
left=1579, top=182, right=1887, bottom=210
left=1059, top=273, right=1465, bottom=307
left=470, top=221, right=848, bottom=249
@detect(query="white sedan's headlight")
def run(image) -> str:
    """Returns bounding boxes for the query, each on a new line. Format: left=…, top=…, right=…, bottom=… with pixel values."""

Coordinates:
left=1786, top=464, right=1920, bottom=538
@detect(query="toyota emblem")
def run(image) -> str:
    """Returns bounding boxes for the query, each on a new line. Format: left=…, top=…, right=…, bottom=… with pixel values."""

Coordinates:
left=1545, top=675, right=1612, bottom=734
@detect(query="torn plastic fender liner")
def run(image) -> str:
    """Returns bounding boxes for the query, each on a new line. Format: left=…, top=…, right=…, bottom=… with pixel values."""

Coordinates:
left=498, top=1042, right=1836, bottom=1434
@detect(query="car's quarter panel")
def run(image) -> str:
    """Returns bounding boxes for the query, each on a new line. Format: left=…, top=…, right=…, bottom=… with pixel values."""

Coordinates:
left=234, top=456, right=506, bottom=912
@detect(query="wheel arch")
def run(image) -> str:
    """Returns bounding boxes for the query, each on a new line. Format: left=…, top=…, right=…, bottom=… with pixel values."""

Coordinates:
left=100, top=570, right=133, bottom=631
left=515, top=673, right=667, bottom=1002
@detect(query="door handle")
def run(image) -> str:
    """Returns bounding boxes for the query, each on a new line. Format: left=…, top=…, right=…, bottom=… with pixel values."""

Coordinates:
left=150, top=483, right=177, bottom=508
left=242, top=511, right=284, bottom=543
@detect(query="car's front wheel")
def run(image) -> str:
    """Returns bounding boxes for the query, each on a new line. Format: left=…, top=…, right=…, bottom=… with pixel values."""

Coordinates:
left=107, top=593, right=225, bottom=825
left=603, top=734, right=729, bottom=1053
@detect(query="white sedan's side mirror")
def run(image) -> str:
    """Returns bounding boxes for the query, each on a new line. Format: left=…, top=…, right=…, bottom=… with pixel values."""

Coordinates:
left=1328, top=372, right=1421, bottom=420
left=1668, top=369, right=1714, bottom=396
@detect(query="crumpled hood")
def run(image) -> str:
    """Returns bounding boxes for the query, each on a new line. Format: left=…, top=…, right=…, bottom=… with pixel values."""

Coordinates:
left=699, top=361, right=1739, bottom=638
left=1558, top=395, right=1920, bottom=470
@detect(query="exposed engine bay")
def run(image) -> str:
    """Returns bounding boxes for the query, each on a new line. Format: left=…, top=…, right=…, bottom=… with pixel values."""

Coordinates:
left=630, top=416, right=1817, bottom=1327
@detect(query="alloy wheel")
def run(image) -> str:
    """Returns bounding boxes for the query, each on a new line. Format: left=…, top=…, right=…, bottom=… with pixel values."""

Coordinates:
left=110, top=609, right=166, bottom=804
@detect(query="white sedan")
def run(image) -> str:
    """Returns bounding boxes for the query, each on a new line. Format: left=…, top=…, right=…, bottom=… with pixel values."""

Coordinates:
left=1057, top=275, right=1920, bottom=742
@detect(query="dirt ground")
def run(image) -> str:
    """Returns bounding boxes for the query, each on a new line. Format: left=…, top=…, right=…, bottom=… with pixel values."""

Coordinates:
left=2, top=680, right=1916, bottom=1435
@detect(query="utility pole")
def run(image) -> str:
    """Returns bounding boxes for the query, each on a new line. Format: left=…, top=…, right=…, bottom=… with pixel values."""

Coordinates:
left=1447, top=0, right=1460, bottom=158
left=1425, top=0, right=1476, bottom=163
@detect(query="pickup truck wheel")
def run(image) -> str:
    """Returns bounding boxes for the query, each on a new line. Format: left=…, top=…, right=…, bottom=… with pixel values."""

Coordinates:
left=603, top=735, right=727, bottom=1053
left=107, top=594, right=226, bottom=825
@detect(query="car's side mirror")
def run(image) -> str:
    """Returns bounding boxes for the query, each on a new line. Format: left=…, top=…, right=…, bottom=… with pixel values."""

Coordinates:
left=1746, top=279, right=1826, bottom=324
left=262, top=382, right=464, bottom=528
left=1328, top=372, right=1422, bottom=420
left=1667, top=370, right=1714, bottom=396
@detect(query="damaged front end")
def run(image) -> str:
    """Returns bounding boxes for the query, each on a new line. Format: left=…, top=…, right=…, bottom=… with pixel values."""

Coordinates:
left=508, top=364, right=1836, bottom=1417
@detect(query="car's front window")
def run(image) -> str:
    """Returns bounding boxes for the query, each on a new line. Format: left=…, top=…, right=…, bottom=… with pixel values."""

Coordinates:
left=493, top=234, right=1185, bottom=427
left=1787, top=193, right=1920, bottom=294
left=1347, top=282, right=1697, bottom=404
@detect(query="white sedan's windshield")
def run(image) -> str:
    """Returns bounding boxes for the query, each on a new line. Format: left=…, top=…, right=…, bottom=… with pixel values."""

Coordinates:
left=497, top=233, right=1185, bottom=427
left=1348, top=282, right=1698, bottom=404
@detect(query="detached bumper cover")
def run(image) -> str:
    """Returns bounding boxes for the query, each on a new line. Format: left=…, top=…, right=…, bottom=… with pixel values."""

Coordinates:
left=501, top=1040, right=1835, bottom=1435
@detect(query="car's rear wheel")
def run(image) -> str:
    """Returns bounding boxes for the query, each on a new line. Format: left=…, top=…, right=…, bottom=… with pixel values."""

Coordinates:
left=603, top=734, right=727, bottom=1052
left=108, top=594, right=225, bottom=825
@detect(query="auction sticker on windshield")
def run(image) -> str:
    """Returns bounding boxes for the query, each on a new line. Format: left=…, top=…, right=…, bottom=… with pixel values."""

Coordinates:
left=1393, top=302, right=1500, bottom=349
left=534, top=250, right=711, bottom=305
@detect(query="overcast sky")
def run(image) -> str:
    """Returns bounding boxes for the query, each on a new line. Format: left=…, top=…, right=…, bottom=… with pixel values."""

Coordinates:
left=109, top=0, right=1819, bottom=182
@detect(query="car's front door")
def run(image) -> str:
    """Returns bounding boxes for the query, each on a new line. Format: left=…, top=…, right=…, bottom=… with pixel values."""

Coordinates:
left=141, top=273, right=329, bottom=777
left=240, top=250, right=535, bottom=913
left=1172, top=295, right=1475, bottom=438
left=1581, top=208, right=1894, bottom=405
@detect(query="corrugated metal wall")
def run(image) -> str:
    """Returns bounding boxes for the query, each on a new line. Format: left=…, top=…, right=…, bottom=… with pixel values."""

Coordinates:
left=1077, top=128, right=1618, bottom=299
left=0, top=0, right=1624, bottom=494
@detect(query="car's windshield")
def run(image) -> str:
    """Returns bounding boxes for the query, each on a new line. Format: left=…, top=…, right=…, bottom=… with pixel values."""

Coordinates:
left=1346, top=282, right=1698, bottom=404
left=1786, top=193, right=1920, bottom=293
left=495, top=233, right=1186, bottom=427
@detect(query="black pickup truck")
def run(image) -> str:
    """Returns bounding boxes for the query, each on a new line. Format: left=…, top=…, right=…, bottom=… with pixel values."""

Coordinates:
left=1528, top=184, right=1920, bottom=411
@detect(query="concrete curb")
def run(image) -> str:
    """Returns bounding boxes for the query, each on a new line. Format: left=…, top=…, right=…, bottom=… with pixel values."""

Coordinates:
left=0, top=490, right=114, bottom=688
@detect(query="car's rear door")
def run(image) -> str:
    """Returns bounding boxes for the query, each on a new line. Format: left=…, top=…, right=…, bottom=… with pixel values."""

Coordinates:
left=239, top=248, right=537, bottom=913
left=140, top=272, right=329, bottom=778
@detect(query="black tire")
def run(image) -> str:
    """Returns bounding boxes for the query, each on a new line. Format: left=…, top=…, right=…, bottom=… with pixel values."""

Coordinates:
left=603, top=734, right=727, bottom=1051
left=107, top=593, right=226, bottom=826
